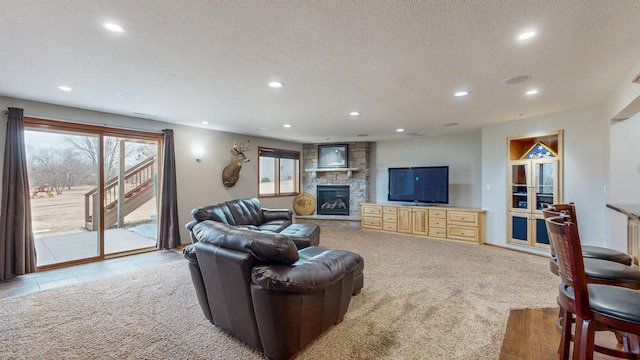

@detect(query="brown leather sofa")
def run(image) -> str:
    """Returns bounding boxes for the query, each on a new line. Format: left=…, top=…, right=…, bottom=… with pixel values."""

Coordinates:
left=185, top=197, right=320, bottom=249
left=184, top=219, right=364, bottom=360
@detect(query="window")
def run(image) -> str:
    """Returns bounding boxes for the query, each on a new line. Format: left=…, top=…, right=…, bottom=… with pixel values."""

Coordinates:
left=258, top=147, right=300, bottom=197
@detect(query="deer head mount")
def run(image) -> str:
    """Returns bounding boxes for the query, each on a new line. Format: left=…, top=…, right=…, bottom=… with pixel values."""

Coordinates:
left=222, top=139, right=251, bottom=188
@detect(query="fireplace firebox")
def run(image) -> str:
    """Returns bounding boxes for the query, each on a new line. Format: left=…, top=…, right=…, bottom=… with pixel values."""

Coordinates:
left=316, top=185, right=350, bottom=216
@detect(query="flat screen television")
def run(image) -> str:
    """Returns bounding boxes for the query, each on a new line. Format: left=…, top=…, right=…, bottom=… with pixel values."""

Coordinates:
left=388, top=166, right=449, bottom=204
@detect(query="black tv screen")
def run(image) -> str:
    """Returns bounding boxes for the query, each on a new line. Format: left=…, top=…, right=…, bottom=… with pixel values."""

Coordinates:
left=388, top=166, right=449, bottom=204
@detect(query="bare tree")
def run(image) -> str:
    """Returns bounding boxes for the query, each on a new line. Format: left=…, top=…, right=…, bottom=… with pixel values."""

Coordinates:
left=65, top=136, right=138, bottom=180
left=133, top=143, right=157, bottom=162
left=29, top=148, right=90, bottom=195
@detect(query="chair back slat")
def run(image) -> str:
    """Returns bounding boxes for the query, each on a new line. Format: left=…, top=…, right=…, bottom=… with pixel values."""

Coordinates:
left=542, top=203, right=577, bottom=224
left=545, top=216, right=591, bottom=317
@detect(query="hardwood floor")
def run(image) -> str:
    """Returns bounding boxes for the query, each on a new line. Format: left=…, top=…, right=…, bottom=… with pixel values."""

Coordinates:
left=500, top=307, right=621, bottom=360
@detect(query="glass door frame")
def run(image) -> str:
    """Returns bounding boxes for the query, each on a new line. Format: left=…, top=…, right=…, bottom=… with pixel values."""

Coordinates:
left=24, top=117, right=163, bottom=270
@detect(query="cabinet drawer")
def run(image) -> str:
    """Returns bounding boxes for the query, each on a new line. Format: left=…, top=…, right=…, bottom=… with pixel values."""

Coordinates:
left=362, top=217, right=382, bottom=229
left=429, top=227, right=446, bottom=238
left=383, top=214, right=397, bottom=223
left=429, top=209, right=447, bottom=219
left=362, top=205, right=382, bottom=217
left=448, top=211, right=479, bottom=226
left=383, top=223, right=398, bottom=231
left=428, top=218, right=446, bottom=227
left=447, top=226, right=478, bottom=242
left=383, top=206, right=397, bottom=215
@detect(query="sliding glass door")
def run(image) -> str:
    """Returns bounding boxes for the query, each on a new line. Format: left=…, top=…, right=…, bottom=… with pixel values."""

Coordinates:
left=24, top=118, right=162, bottom=269
left=25, top=129, right=100, bottom=266
left=102, top=136, right=159, bottom=255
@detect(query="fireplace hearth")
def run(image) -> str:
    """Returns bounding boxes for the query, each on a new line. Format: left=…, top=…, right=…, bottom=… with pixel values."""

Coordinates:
left=317, top=185, right=349, bottom=216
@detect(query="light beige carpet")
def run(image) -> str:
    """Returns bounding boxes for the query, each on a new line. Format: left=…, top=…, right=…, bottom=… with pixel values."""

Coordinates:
left=0, top=227, right=558, bottom=359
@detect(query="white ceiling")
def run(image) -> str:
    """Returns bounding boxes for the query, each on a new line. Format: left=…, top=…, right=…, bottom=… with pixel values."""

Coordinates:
left=1, top=1, right=640, bottom=143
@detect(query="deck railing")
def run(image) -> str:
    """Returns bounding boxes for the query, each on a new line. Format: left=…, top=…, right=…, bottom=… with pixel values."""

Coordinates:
left=84, top=156, right=156, bottom=230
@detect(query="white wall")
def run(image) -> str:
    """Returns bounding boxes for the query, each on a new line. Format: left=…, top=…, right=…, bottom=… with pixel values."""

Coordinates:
left=603, top=58, right=640, bottom=121
left=481, top=106, right=609, bottom=253
left=0, top=96, right=302, bottom=245
left=608, top=112, right=640, bottom=251
left=372, top=131, right=482, bottom=207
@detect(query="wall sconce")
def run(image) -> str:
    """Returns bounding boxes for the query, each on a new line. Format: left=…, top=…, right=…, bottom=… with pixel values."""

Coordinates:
left=193, top=146, right=204, bottom=162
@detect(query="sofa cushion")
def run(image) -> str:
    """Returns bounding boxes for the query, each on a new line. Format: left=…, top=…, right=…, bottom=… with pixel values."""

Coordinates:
left=280, top=224, right=320, bottom=249
left=226, top=198, right=265, bottom=226
left=251, top=248, right=363, bottom=294
left=258, top=220, right=291, bottom=233
left=192, top=220, right=299, bottom=264
left=190, top=198, right=267, bottom=226
left=191, top=203, right=235, bottom=225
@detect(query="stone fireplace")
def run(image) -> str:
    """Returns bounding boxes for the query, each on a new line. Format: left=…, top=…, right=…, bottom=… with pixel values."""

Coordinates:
left=301, top=142, right=370, bottom=221
left=316, top=185, right=350, bottom=215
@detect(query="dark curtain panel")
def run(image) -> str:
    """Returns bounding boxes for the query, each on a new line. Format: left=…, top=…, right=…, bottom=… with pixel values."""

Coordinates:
left=0, top=108, right=37, bottom=280
left=156, top=129, right=180, bottom=249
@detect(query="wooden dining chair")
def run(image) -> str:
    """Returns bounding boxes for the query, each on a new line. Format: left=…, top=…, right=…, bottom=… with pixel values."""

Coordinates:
left=541, top=205, right=639, bottom=291
left=542, top=206, right=640, bottom=350
left=545, top=215, right=640, bottom=359
left=542, top=203, right=632, bottom=268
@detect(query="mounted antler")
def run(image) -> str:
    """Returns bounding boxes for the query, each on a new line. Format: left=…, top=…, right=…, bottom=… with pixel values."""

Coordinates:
left=222, top=139, right=251, bottom=187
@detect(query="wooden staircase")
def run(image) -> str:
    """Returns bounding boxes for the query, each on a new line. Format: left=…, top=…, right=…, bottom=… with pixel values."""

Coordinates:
left=84, top=156, right=156, bottom=231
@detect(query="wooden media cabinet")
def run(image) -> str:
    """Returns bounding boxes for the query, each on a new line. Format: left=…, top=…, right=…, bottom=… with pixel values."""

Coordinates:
left=360, top=203, right=486, bottom=244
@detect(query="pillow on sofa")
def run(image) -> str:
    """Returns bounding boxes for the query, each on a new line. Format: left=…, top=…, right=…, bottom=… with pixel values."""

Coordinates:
left=192, top=220, right=299, bottom=264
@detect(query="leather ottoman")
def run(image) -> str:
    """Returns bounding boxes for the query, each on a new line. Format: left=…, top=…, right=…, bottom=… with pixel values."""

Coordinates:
left=280, top=223, right=320, bottom=249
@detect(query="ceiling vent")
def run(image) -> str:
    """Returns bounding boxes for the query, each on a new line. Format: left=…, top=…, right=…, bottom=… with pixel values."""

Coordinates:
left=503, top=75, right=532, bottom=85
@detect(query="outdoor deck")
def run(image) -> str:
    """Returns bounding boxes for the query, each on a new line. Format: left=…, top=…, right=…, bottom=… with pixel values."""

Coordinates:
left=34, top=227, right=157, bottom=267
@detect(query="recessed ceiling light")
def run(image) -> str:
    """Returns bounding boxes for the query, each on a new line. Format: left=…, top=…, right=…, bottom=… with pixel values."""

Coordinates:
left=58, top=86, right=72, bottom=92
left=503, top=75, right=532, bottom=85
left=283, top=124, right=291, bottom=128
left=442, top=122, right=459, bottom=127
left=103, top=22, right=125, bottom=33
left=396, top=128, right=404, bottom=132
left=526, top=89, right=539, bottom=95
left=257, top=127, right=267, bottom=131
left=454, top=91, right=469, bottom=97
left=518, top=31, right=536, bottom=40
left=350, top=111, right=360, bottom=116
left=268, top=81, right=284, bottom=88
left=201, top=121, right=208, bottom=125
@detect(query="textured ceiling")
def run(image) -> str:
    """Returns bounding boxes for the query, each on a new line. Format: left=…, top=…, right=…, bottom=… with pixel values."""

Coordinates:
left=1, top=1, right=640, bottom=143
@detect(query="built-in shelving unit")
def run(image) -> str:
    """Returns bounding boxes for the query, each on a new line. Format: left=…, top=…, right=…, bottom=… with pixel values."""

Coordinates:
left=507, top=130, right=563, bottom=250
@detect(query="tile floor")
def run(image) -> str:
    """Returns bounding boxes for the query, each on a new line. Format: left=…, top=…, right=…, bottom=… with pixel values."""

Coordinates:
left=0, top=249, right=184, bottom=299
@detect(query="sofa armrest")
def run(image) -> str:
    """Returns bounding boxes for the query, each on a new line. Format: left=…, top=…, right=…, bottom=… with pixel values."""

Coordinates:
left=183, top=244, right=198, bottom=261
left=185, top=219, right=200, bottom=232
left=261, top=208, right=292, bottom=222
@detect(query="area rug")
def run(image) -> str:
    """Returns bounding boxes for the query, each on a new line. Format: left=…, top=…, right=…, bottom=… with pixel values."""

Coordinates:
left=0, top=227, right=558, bottom=359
